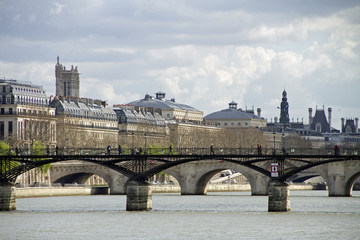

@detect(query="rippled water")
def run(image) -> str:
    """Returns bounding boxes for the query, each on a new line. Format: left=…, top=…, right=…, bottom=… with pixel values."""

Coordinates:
left=1, top=191, right=359, bottom=240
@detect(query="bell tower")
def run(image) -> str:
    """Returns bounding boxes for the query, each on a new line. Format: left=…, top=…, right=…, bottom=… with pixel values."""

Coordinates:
left=55, top=56, right=80, bottom=97
left=279, top=90, right=290, bottom=126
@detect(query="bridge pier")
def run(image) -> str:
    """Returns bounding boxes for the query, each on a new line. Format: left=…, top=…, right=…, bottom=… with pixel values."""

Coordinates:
left=126, top=181, right=152, bottom=211
left=268, top=181, right=290, bottom=212
left=0, top=183, right=16, bottom=211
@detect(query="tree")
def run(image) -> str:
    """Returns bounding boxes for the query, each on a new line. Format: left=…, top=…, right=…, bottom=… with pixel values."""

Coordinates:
left=31, top=141, right=51, bottom=173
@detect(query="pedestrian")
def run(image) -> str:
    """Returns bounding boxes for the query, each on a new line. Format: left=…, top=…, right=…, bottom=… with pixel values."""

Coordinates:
left=169, top=144, right=173, bottom=155
left=15, top=147, right=19, bottom=156
left=334, top=144, right=340, bottom=156
left=107, top=145, right=112, bottom=155
left=282, top=147, right=287, bottom=155
left=257, top=144, right=262, bottom=155
left=210, top=144, right=214, bottom=155
left=118, top=145, right=122, bottom=155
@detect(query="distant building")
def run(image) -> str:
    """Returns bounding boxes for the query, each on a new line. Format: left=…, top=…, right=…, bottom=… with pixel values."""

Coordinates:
left=127, top=92, right=203, bottom=124
left=55, top=56, right=80, bottom=97
left=279, top=90, right=290, bottom=126
left=0, top=79, right=57, bottom=148
left=308, top=107, right=332, bottom=133
left=203, top=101, right=266, bottom=128
left=341, top=118, right=359, bottom=133
left=49, top=96, right=118, bottom=149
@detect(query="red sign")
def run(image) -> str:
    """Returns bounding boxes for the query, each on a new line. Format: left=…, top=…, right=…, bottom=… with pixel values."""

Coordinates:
left=271, top=163, right=278, bottom=177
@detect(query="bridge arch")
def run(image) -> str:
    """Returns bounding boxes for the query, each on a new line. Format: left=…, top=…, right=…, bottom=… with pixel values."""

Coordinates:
left=50, top=162, right=129, bottom=194
left=163, top=160, right=271, bottom=195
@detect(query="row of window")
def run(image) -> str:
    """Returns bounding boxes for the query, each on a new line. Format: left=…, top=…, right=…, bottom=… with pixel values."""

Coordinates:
left=2, top=86, right=45, bottom=94
left=0, top=95, right=48, bottom=106
left=223, top=122, right=249, bottom=126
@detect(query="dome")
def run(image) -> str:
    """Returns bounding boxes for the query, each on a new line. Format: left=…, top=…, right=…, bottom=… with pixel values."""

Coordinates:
left=127, top=92, right=200, bottom=112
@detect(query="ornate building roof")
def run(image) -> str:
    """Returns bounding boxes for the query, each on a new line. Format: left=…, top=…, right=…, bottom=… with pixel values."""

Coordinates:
left=127, top=92, right=200, bottom=112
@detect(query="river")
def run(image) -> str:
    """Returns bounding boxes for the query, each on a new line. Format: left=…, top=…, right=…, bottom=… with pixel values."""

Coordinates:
left=1, top=191, right=360, bottom=240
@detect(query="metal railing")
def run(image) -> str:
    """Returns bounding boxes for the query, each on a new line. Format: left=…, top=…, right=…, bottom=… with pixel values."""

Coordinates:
left=4, top=147, right=359, bottom=157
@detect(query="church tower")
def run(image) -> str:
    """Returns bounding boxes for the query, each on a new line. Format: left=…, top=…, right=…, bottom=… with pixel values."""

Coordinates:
left=279, top=90, right=290, bottom=126
left=55, top=56, right=80, bottom=97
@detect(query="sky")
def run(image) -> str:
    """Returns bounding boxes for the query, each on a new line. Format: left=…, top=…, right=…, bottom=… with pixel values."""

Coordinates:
left=0, top=0, right=359, bottom=130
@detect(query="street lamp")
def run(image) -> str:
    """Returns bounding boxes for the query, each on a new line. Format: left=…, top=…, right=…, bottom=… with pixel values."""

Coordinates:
left=144, top=133, right=147, bottom=155
left=131, top=132, right=134, bottom=151
left=273, top=132, right=276, bottom=155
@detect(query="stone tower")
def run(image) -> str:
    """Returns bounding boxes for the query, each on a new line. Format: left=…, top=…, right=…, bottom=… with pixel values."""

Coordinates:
left=279, top=90, right=290, bottom=126
left=55, top=56, right=80, bottom=97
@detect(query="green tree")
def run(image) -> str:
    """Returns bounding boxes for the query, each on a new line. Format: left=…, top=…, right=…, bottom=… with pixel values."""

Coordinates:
left=0, top=141, right=19, bottom=173
left=31, top=141, right=51, bottom=173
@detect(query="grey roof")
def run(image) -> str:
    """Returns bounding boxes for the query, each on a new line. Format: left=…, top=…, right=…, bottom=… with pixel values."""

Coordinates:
left=204, top=108, right=262, bottom=120
left=127, top=94, right=201, bottom=112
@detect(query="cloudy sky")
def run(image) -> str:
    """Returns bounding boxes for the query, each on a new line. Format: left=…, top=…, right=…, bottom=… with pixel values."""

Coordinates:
left=1, top=0, right=359, bottom=129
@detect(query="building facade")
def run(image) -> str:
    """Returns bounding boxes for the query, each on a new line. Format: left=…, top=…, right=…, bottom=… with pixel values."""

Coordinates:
left=0, top=79, right=57, bottom=149
left=203, top=101, right=267, bottom=129
left=55, top=56, right=80, bottom=97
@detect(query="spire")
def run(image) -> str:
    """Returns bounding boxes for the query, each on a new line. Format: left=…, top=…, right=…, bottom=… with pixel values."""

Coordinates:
left=279, top=89, right=290, bottom=125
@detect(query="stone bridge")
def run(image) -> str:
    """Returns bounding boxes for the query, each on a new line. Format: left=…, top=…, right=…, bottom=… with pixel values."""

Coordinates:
left=1, top=151, right=360, bottom=212
left=50, top=157, right=360, bottom=197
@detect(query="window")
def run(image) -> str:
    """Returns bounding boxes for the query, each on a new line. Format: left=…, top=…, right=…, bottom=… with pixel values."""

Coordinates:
left=0, top=121, right=4, bottom=140
left=0, top=108, right=4, bottom=114
left=8, top=121, right=13, bottom=136
left=9, top=108, right=12, bottom=115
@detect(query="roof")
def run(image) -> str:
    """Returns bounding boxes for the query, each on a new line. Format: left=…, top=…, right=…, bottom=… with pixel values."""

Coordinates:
left=204, top=108, right=262, bottom=120
left=127, top=93, right=201, bottom=112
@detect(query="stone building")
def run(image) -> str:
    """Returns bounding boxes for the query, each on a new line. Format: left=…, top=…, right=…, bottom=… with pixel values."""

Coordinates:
left=203, top=101, right=266, bottom=129
left=308, top=107, right=332, bottom=133
left=50, top=96, right=118, bottom=150
left=112, top=104, right=170, bottom=149
left=0, top=79, right=57, bottom=149
left=127, top=92, right=204, bottom=124
left=341, top=118, right=359, bottom=133
left=55, top=56, right=80, bottom=97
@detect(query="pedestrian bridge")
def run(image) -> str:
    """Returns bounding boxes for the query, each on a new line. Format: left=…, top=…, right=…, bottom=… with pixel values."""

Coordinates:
left=1, top=147, right=360, bottom=212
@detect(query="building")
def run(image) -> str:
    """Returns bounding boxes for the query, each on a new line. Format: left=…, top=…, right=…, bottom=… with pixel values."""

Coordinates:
left=55, top=56, right=80, bottom=97
left=0, top=79, right=57, bottom=149
left=341, top=118, right=359, bottom=133
left=203, top=101, right=267, bottom=129
left=279, top=90, right=290, bottom=126
left=49, top=96, right=118, bottom=149
left=308, top=107, right=332, bottom=133
left=127, top=92, right=203, bottom=124
left=112, top=104, right=169, bottom=148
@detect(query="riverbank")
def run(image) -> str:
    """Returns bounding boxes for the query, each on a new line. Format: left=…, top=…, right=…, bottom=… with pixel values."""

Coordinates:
left=15, top=183, right=320, bottom=198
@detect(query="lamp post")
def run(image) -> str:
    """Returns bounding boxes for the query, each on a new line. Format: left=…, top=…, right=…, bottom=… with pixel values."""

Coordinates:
left=273, top=132, right=276, bottom=155
left=131, top=132, right=134, bottom=154
left=144, top=133, right=147, bottom=155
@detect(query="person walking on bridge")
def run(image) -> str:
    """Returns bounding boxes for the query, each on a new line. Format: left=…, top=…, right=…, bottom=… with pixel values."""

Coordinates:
left=169, top=144, right=173, bottom=155
left=107, top=145, right=112, bottom=155
left=210, top=144, right=214, bottom=155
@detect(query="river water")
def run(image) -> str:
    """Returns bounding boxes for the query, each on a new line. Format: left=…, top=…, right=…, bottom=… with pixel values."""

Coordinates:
left=1, top=191, right=360, bottom=240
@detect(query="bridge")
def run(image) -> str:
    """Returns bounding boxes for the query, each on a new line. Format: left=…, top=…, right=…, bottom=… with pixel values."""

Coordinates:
left=1, top=147, right=360, bottom=212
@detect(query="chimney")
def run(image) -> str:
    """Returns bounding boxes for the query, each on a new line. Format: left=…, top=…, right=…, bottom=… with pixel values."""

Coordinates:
left=341, top=118, right=345, bottom=132
left=356, top=118, right=359, bottom=133
left=328, top=107, right=332, bottom=131
left=257, top=108, right=261, bottom=117
left=308, top=108, right=313, bottom=125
